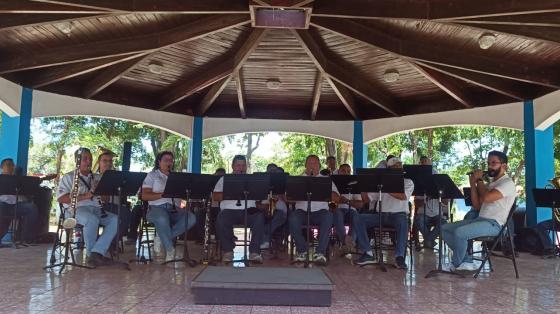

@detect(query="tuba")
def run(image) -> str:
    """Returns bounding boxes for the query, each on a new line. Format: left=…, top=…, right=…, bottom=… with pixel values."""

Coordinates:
left=545, top=176, right=560, bottom=223
left=62, top=148, right=84, bottom=229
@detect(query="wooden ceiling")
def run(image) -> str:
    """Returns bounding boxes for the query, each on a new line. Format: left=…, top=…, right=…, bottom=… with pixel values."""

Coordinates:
left=1, top=0, right=560, bottom=121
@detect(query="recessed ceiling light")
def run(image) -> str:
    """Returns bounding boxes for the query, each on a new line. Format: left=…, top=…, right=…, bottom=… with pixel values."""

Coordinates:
left=55, top=22, right=73, bottom=35
left=383, top=69, right=400, bottom=83
left=478, top=33, right=497, bottom=50
left=266, top=78, right=281, bottom=89
left=148, top=61, right=163, bottom=74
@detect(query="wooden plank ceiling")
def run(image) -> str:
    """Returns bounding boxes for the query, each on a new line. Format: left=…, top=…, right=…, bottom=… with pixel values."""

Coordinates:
left=1, top=0, right=559, bottom=120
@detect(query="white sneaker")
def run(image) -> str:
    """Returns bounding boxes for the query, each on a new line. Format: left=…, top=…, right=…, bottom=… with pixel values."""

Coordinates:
left=455, top=262, right=479, bottom=271
left=249, top=253, right=264, bottom=264
left=165, top=248, right=175, bottom=262
left=313, top=253, right=327, bottom=266
left=294, top=253, right=307, bottom=262
left=260, top=242, right=270, bottom=249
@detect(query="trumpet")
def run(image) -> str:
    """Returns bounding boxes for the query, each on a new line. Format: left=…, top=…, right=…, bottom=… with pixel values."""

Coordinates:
left=545, top=176, right=560, bottom=223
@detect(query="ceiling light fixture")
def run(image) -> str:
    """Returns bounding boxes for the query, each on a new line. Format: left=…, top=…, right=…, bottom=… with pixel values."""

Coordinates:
left=266, top=78, right=281, bottom=89
left=478, top=33, right=497, bottom=50
left=383, top=69, right=400, bottom=83
left=55, top=22, right=73, bottom=35
left=148, top=61, right=163, bottom=74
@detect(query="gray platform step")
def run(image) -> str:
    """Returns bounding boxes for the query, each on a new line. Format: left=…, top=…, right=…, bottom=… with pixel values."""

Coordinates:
left=191, top=266, right=333, bottom=306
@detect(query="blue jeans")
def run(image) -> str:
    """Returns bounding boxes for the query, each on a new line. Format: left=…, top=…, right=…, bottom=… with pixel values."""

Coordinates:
left=75, top=205, right=118, bottom=256
left=289, top=209, right=333, bottom=255
left=103, top=203, right=131, bottom=238
left=333, top=207, right=358, bottom=242
left=415, top=214, right=446, bottom=245
left=353, top=212, right=408, bottom=258
left=441, top=217, right=501, bottom=267
left=0, top=201, right=38, bottom=242
left=263, top=210, right=287, bottom=244
left=147, top=204, right=195, bottom=251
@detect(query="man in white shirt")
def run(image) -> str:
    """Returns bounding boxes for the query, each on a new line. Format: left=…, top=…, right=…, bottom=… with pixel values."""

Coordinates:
left=57, top=148, right=118, bottom=266
left=213, top=155, right=267, bottom=264
left=413, top=156, right=448, bottom=249
left=261, top=166, right=288, bottom=250
left=288, top=155, right=340, bottom=266
left=322, top=156, right=339, bottom=175
left=332, top=164, right=363, bottom=252
left=352, top=157, right=413, bottom=269
left=442, top=151, right=516, bottom=271
left=0, top=158, right=39, bottom=245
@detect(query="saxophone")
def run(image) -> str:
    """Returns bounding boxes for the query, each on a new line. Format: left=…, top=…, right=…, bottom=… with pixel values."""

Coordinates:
left=546, top=176, right=560, bottom=223
left=62, top=148, right=84, bottom=229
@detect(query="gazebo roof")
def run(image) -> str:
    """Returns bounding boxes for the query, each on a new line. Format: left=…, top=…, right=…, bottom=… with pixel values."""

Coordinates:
left=1, top=0, right=559, bottom=121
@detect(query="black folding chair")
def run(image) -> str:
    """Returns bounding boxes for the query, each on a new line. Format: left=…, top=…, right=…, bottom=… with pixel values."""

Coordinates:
left=473, top=201, right=519, bottom=279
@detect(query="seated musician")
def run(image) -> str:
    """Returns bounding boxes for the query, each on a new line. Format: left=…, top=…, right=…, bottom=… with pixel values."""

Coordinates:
left=95, top=150, right=131, bottom=243
left=374, top=154, right=395, bottom=169
left=333, top=164, right=363, bottom=254
left=57, top=148, right=118, bottom=266
left=442, top=151, right=516, bottom=271
left=288, top=155, right=340, bottom=266
left=0, top=158, right=39, bottom=245
left=413, top=156, right=448, bottom=249
left=352, top=157, right=413, bottom=268
left=321, top=156, right=339, bottom=176
left=213, top=155, right=266, bottom=264
left=261, top=164, right=288, bottom=249
left=141, top=151, right=196, bottom=262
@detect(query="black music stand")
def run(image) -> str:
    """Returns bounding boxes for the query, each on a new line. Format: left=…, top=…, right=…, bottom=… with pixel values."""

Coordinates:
left=286, top=176, right=332, bottom=268
left=0, top=175, right=40, bottom=248
left=533, top=189, right=560, bottom=257
left=223, top=174, right=270, bottom=267
left=356, top=168, right=404, bottom=272
left=162, top=173, right=219, bottom=267
left=425, top=174, right=464, bottom=278
left=94, top=170, right=146, bottom=264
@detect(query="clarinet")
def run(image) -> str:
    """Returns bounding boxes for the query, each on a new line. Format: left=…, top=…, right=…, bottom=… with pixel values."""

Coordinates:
left=90, top=171, right=108, bottom=218
left=62, top=149, right=84, bottom=230
left=202, top=196, right=212, bottom=265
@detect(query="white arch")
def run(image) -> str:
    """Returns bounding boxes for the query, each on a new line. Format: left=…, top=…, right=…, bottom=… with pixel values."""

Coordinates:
left=203, top=118, right=354, bottom=143
left=0, top=77, right=22, bottom=117
left=534, top=89, right=560, bottom=130
left=364, top=102, right=524, bottom=143
left=32, top=90, right=193, bottom=139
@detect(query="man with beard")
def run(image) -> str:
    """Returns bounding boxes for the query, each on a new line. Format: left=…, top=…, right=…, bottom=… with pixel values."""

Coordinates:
left=441, top=151, right=516, bottom=271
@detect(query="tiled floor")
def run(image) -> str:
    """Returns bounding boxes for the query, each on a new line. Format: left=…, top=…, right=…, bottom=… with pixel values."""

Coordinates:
left=0, top=243, right=558, bottom=313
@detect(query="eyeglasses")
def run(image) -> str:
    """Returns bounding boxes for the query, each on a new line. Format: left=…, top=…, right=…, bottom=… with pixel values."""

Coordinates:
left=487, top=161, right=502, bottom=166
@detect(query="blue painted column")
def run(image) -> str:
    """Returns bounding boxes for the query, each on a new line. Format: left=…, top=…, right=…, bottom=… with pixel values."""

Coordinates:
left=352, top=120, right=368, bottom=172
left=524, top=100, right=555, bottom=226
left=0, top=88, right=32, bottom=174
left=188, top=116, right=203, bottom=173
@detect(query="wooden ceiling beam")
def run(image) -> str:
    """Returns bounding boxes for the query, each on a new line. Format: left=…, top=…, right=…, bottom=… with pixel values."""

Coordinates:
left=29, top=0, right=250, bottom=14
left=159, top=29, right=267, bottom=111
left=0, top=0, right=109, bottom=13
left=0, top=14, right=250, bottom=74
left=28, top=53, right=146, bottom=88
left=311, top=17, right=560, bottom=88
left=408, top=61, right=475, bottom=108
left=198, top=76, right=233, bottom=117
left=447, top=12, right=560, bottom=27
left=311, top=0, right=560, bottom=20
left=0, top=13, right=105, bottom=31
left=310, top=71, right=322, bottom=120
left=292, top=29, right=399, bottom=117
left=234, top=71, right=248, bottom=119
left=326, top=77, right=359, bottom=120
left=411, top=61, right=527, bottom=101
left=453, top=22, right=560, bottom=45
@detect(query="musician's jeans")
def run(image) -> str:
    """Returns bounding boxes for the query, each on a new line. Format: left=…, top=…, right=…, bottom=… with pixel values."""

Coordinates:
left=103, top=203, right=131, bottom=238
left=353, top=212, right=408, bottom=258
left=0, top=201, right=38, bottom=242
left=147, top=203, right=195, bottom=251
left=289, top=209, right=333, bottom=255
left=216, top=208, right=264, bottom=254
left=263, top=209, right=287, bottom=244
left=76, top=205, right=118, bottom=256
left=535, top=219, right=557, bottom=250
left=333, top=207, right=358, bottom=242
left=463, top=209, right=480, bottom=262
left=442, top=217, right=501, bottom=267
left=415, top=214, right=447, bottom=245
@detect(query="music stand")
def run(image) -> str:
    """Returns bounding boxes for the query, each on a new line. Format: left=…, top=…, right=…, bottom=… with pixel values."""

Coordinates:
left=286, top=176, right=332, bottom=268
left=94, top=170, right=146, bottom=265
left=532, top=189, right=560, bottom=257
left=425, top=174, right=464, bottom=279
left=463, top=187, right=472, bottom=207
left=0, top=175, right=41, bottom=248
left=223, top=174, right=270, bottom=266
left=356, top=168, right=404, bottom=272
left=162, top=173, right=219, bottom=267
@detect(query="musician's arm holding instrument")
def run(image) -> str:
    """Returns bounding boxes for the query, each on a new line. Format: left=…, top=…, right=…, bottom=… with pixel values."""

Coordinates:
left=57, top=190, right=94, bottom=205
left=469, top=170, right=503, bottom=211
left=141, top=187, right=164, bottom=202
left=339, top=194, right=363, bottom=209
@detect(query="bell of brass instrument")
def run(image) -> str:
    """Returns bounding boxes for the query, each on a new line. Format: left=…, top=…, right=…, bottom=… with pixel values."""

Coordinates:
left=62, top=149, right=84, bottom=230
left=546, top=176, right=560, bottom=223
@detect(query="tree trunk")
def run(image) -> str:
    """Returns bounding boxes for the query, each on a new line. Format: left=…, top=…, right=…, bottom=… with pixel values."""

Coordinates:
left=325, top=138, right=337, bottom=158
left=426, top=128, right=434, bottom=158
left=511, top=159, right=525, bottom=184
left=245, top=133, right=262, bottom=173
left=408, top=131, right=418, bottom=163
